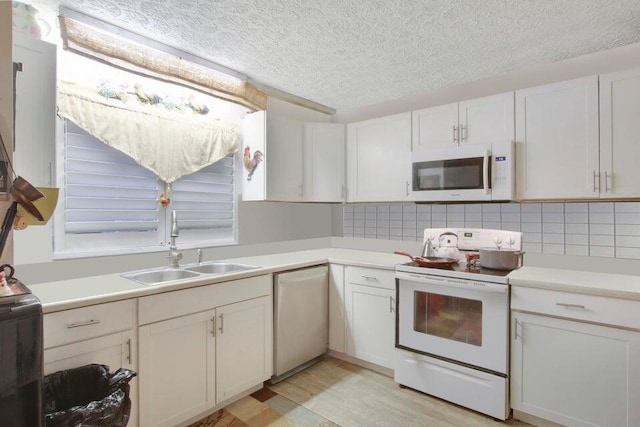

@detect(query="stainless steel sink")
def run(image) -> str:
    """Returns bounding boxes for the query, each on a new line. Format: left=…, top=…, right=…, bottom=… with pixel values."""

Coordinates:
left=122, top=261, right=259, bottom=286
left=122, top=268, right=200, bottom=285
left=184, top=262, right=258, bottom=275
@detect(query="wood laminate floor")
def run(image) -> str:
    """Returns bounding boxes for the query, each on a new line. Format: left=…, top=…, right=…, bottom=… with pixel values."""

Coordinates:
left=189, top=357, right=532, bottom=427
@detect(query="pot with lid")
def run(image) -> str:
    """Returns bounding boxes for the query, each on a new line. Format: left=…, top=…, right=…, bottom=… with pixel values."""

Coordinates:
left=479, top=247, right=524, bottom=270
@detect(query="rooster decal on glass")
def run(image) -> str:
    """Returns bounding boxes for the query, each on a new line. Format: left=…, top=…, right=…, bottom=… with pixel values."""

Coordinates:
left=243, top=146, right=263, bottom=181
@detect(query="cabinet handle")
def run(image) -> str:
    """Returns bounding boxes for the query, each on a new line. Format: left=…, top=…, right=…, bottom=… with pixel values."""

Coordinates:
left=593, top=171, right=600, bottom=192
left=605, top=172, right=612, bottom=193
left=556, top=302, right=586, bottom=309
left=126, top=338, right=132, bottom=364
left=219, top=313, right=224, bottom=334
left=452, top=125, right=458, bottom=144
left=405, top=181, right=410, bottom=196
left=514, top=319, right=520, bottom=341
left=460, top=125, right=466, bottom=141
left=361, top=275, right=379, bottom=282
left=211, top=316, right=216, bottom=337
left=389, top=296, right=395, bottom=313
left=66, top=319, right=101, bottom=329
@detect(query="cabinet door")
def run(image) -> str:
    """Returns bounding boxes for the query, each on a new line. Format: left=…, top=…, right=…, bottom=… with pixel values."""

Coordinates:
left=600, top=68, right=640, bottom=198
left=412, top=103, right=458, bottom=150
left=241, top=111, right=267, bottom=201
left=138, top=310, right=215, bottom=427
left=266, top=115, right=304, bottom=201
left=459, top=92, right=514, bottom=146
left=345, top=283, right=395, bottom=369
left=515, top=76, right=599, bottom=199
left=511, top=312, right=640, bottom=427
left=303, top=122, right=345, bottom=202
left=216, top=296, right=272, bottom=404
left=329, top=264, right=346, bottom=353
left=44, top=331, right=138, bottom=427
left=13, top=34, right=56, bottom=265
left=347, top=112, right=411, bottom=202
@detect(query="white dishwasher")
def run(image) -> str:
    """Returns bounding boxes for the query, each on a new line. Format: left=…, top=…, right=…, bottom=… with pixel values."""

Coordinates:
left=273, top=265, right=329, bottom=382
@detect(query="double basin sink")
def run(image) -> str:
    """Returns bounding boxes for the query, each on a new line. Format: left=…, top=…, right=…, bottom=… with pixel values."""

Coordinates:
left=122, top=261, right=259, bottom=286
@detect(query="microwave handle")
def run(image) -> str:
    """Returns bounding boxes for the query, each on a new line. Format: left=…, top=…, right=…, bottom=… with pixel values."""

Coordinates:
left=483, top=150, right=490, bottom=194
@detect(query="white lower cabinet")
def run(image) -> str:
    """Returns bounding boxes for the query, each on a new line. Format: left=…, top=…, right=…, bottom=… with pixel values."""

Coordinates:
left=137, top=275, right=272, bottom=427
left=344, top=266, right=396, bottom=369
left=511, top=287, right=640, bottom=427
left=216, top=297, right=272, bottom=403
left=138, top=310, right=215, bottom=427
left=43, top=300, right=138, bottom=427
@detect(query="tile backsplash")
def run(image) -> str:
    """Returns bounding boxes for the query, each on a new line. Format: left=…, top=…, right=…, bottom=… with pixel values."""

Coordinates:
left=342, top=202, right=640, bottom=260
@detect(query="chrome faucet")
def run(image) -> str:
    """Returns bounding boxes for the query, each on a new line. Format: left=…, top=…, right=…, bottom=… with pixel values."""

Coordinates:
left=168, top=211, right=183, bottom=268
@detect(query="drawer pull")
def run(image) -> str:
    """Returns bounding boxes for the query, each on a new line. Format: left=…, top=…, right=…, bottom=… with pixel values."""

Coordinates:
left=556, top=302, right=586, bottom=309
left=362, top=275, right=379, bottom=282
left=66, top=319, right=101, bottom=329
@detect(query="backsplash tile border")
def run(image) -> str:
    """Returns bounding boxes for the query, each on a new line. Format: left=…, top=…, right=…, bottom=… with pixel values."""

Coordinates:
left=342, top=202, right=640, bottom=260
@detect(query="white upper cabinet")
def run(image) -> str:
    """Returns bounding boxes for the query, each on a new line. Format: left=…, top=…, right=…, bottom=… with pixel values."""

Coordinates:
left=241, top=111, right=345, bottom=202
left=515, top=76, right=599, bottom=199
left=412, top=103, right=458, bottom=150
left=266, top=115, right=304, bottom=201
left=412, top=92, right=514, bottom=151
left=13, top=34, right=56, bottom=266
left=346, top=112, right=411, bottom=202
left=599, top=68, right=640, bottom=198
left=303, top=122, right=345, bottom=202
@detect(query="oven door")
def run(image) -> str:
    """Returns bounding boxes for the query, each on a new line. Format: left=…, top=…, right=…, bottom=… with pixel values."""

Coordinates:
left=396, top=272, right=508, bottom=374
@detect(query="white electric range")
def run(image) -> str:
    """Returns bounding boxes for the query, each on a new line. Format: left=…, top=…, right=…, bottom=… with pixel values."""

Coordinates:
left=394, top=228, right=522, bottom=420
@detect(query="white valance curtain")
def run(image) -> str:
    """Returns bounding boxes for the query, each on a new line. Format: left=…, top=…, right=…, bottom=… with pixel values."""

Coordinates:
left=57, top=80, right=240, bottom=183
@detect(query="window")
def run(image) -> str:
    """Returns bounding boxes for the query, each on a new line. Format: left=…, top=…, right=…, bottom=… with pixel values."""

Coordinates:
left=54, top=121, right=237, bottom=258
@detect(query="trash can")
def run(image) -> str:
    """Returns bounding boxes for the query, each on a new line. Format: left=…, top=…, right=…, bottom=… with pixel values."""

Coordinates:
left=43, top=364, right=136, bottom=427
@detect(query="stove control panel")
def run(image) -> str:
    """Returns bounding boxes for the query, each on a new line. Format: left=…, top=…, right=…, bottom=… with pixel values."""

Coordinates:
left=423, top=228, right=522, bottom=251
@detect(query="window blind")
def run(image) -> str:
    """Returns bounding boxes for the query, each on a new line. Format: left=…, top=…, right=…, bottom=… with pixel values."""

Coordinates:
left=56, top=120, right=237, bottom=257
left=64, top=122, right=159, bottom=235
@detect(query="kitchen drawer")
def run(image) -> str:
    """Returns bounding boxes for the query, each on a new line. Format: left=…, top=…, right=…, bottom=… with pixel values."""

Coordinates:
left=345, top=266, right=395, bottom=290
left=44, top=300, right=135, bottom=349
left=511, top=286, right=640, bottom=330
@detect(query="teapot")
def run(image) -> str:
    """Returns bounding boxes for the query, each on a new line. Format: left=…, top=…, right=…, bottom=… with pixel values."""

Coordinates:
left=435, top=232, right=461, bottom=260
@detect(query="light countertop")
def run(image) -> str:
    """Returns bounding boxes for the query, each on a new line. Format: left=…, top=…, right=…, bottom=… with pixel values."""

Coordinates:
left=508, top=266, right=640, bottom=301
left=27, top=246, right=640, bottom=313
left=28, top=248, right=408, bottom=313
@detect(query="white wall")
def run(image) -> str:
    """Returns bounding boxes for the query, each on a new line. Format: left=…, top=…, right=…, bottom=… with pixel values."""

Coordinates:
left=333, top=41, right=640, bottom=123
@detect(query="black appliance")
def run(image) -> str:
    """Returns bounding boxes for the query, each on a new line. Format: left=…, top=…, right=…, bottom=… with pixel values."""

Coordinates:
left=0, top=280, right=43, bottom=427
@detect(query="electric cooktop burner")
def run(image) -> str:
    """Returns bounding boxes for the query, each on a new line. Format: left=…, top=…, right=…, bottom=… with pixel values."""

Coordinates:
left=396, top=261, right=512, bottom=285
left=400, top=261, right=512, bottom=277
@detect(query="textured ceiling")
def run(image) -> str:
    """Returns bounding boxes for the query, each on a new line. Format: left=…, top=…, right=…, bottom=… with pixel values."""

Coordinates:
left=28, top=0, right=640, bottom=113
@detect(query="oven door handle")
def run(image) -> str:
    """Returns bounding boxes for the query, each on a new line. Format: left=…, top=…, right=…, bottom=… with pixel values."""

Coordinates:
left=396, top=272, right=507, bottom=294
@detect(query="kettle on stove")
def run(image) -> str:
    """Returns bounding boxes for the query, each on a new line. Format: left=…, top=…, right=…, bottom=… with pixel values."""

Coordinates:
left=435, top=232, right=460, bottom=260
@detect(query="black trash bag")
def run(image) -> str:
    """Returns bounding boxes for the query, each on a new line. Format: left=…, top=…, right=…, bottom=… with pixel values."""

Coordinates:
left=43, top=364, right=136, bottom=427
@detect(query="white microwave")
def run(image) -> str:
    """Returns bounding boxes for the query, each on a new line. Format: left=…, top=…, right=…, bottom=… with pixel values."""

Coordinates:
left=410, top=141, right=514, bottom=202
